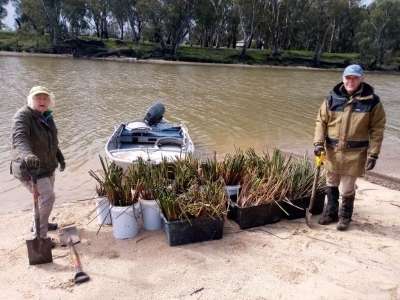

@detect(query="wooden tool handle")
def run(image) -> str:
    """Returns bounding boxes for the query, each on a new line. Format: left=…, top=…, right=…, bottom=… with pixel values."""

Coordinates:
left=69, top=241, right=84, bottom=273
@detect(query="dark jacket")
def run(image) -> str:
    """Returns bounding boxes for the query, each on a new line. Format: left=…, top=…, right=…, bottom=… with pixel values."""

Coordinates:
left=314, top=82, right=386, bottom=177
left=11, top=106, right=64, bottom=181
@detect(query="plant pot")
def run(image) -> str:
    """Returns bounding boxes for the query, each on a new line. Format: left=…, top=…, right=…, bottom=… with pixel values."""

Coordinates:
left=110, top=205, right=139, bottom=239
left=225, top=184, right=240, bottom=201
left=93, top=196, right=112, bottom=225
left=140, top=199, right=162, bottom=231
left=228, top=201, right=282, bottom=229
left=161, top=213, right=225, bottom=246
left=282, top=191, right=326, bottom=220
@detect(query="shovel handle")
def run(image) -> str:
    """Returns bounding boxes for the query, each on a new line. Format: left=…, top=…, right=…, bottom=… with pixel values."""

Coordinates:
left=25, top=163, right=41, bottom=238
left=68, top=240, right=84, bottom=273
left=68, top=240, right=90, bottom=284
left=33, top=180, right=41, bottom=239
left=309, top=151, right=325, bottom=212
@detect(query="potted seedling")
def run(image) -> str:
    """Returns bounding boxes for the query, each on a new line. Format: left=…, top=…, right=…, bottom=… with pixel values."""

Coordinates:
left=157, top=179, right=229, bottom=246
left=217, top=148, right=247, bottom=199
left=135, top=158, right=164, bottom=231
left=88, top=156, right=112, bottom=226
left=228, top=148, right=326, bottom=229
left=95, top=156, right=138, bottom=239
left=147, top=155, right=229, bottom=246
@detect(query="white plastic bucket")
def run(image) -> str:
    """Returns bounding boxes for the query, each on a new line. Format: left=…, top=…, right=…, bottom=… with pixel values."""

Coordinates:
left=94, top=196, right=112, bottom=225
left=140, top=199, right=162, bottom=231
left=225, top=185, right=240, bottom=196
left=110, top=205, right=139, bottom=239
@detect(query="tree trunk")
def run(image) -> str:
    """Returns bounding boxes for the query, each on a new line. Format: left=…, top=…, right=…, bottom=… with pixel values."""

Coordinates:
left=313, top=25, right=331, bottom=67
left=119, top=22, right=124, bottom=40
left=155, top=32, right=167, bottom=53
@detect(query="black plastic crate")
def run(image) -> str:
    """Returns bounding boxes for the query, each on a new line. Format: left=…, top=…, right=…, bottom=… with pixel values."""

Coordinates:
left=228, top=201, right=282, bottom=230
left=161, top=214, right=225, bottom=246
left=281, top=192, right=326, bottom=220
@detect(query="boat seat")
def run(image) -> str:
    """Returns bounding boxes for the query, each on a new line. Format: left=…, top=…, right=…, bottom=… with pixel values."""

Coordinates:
left=125, top=121, right=150, bottom=131
left=156, top=137, right=184, bottom=148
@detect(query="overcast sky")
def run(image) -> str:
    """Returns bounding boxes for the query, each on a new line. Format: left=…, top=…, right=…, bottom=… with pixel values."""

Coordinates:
left=4, top=2, right=14, bottom=29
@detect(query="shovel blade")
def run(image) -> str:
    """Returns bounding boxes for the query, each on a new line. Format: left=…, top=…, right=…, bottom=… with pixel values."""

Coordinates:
left=59, top=226, right=80, bottom=246
left=26, top=237, right=53, bottom=265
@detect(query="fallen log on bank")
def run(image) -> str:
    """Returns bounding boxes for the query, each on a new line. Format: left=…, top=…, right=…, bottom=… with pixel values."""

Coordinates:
left=87, top=49, right=135, bottom=58
left=53, top=38, right=135, bottom=59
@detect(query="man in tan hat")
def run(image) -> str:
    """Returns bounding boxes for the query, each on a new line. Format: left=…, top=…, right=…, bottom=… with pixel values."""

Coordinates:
left=314, top=64, right=386, bottom=231
left=11, top=86, right=66, bottom=246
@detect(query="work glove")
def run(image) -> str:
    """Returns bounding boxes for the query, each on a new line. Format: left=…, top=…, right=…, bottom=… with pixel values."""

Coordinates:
left=24, top=154, right=39, bottom=168
left=366, top=155, right=378, bottom=171
left=314, top=144, right=325, bottom=157
left=59, top=161, right=66, bottom=172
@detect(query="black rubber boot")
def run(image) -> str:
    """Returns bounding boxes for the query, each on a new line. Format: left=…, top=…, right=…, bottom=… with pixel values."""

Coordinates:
left=318, top=186, right=339, bottom=225
left=337, top=194, right=355, bottom=231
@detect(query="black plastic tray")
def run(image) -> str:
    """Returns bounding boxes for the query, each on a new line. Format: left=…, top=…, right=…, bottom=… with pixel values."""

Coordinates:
left=161, top=214, right=224, bottom=246
left=281, top=192, right=326, bottom=220
left=228, top=201, right=282, bottom=229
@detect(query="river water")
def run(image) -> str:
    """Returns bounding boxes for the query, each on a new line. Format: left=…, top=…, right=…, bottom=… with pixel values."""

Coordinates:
left=1, top=54, right=399, bottom=213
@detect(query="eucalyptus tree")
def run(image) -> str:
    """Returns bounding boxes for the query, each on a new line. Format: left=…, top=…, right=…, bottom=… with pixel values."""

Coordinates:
left=192, top=0, right=219, bottom=47
left=11, top=0, right=45, bottom=32
left=110, top=0, right=128, bottom=39
left=266, top=0, right=283, bottom=56
left=164, top=0, right=196, bottom=56
left=138, top=0, right=195, bottom=56
left=225, top=3, right=239, bottom=48
left=62, top=0, right=87, bottom=37
left=314, top=0, right=364, bottom=54
left=137, top=0, right=167, bottom=51
left=279, top=0, right=310, bottom=50
left=209, top=0, right=233, bottom=48
left=357, top=0, right=400, bottom=68
left=307, top=0, right=334, bottom=66
left=0, top=0, right=9, bottom=29
left=233, top=0, right=267, bottom=57
left=11, top=0, right=66, bottom=45
left=39, top=0, right=67, bottom=44
left=86, top=0, right=110, bottom=38
left=339, top=0, right=365, bottom=53
left=11, top=0, right=35, bottom=30
left=122, top=0, right=143, bottom=42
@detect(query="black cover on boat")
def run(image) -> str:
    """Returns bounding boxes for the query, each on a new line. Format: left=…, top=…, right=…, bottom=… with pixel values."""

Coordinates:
left=144, top=103, right=165, bottom=126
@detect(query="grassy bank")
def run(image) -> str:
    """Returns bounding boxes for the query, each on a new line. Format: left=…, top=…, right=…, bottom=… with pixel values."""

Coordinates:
left=1, top=31, right=399, bottom=71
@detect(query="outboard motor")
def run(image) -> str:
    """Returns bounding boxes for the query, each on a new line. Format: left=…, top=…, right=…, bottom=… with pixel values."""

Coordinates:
left=144, top=103, right=165, bottom=126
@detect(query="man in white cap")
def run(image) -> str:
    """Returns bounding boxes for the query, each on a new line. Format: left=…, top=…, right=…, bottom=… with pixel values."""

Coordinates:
left=313, top=64, right=386, bottom=231
left=11, top=86, right=66, bottom=246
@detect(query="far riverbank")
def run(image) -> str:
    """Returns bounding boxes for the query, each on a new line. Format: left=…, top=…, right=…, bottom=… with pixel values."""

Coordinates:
left=2, top=49, right=399, bottom=75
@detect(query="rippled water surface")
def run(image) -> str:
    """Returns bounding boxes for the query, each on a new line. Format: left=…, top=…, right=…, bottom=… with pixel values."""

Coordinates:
left=1, top=55, right=399, bottom=213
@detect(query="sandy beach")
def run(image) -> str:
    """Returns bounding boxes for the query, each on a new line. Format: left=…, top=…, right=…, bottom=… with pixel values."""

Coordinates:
left=1, top=177, right=400, bottom=300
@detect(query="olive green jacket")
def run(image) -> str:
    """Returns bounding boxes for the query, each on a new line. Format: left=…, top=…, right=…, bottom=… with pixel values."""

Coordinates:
left=11, top=106, right=64, bottom=181
left=314, top=82, right=386, bottom=177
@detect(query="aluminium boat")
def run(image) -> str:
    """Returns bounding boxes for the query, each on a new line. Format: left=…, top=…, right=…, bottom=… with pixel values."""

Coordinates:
left=105, top=103, right=195, bottom=168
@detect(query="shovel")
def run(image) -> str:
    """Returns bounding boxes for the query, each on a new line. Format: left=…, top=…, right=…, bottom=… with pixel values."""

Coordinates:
left=59, top=226, right=90, bottom=284
left=305, top=151, right=325, bottom=228
left=26, top=166, right=53, bottom=265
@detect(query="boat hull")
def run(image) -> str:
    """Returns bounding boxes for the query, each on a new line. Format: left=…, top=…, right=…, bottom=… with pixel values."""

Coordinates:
left=105, top=121, right=194, bottom=168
